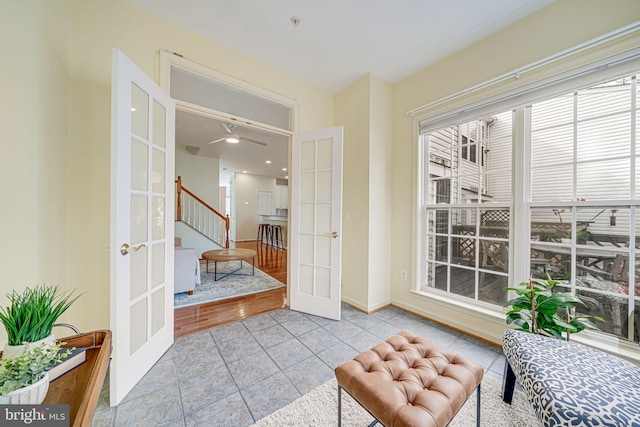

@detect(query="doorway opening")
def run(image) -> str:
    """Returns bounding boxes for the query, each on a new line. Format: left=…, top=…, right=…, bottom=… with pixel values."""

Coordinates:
left=173, top=110, right=290, bottom=313
left=162, top=52, right=295, bottom=332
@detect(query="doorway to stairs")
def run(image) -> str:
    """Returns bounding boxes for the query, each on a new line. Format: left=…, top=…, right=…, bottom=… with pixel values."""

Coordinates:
left=163, top=52, right=294, bottom=331
left=173, top=111, right=291, bottom=326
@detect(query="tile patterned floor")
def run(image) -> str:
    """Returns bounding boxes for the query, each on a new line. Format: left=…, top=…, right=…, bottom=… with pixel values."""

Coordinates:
left=92, top=304, right=507, bottom=426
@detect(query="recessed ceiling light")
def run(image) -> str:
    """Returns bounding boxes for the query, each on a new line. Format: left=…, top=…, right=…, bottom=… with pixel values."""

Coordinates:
left=285, top=176, right=289, bottom=179
left=242, top=170, right=248, bottom=173
left=282, top=168, right=287, bottom=171
left=131, top=107, right=136, bottom=112
left=225, top=135, right=240, bottom=143
left=265, top=160, right=272, bottom=164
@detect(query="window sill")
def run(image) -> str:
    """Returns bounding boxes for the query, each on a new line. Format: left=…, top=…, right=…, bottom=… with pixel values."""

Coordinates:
left=406, top=288, right=640, bottom=365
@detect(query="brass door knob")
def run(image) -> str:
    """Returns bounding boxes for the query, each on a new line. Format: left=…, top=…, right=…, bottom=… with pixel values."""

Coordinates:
left=120, top=243, right=146, bottom=256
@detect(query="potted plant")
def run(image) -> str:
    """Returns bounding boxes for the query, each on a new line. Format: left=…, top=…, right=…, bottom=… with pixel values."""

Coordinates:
left=0, top=285, right=81, bottom=357
left=0, top=342, right=71, bottom=404
left=504, top=277, right=601, bottom=341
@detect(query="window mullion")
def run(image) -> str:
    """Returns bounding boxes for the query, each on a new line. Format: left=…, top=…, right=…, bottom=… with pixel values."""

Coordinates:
left=512, top=107, right=529, bottom=284
left=631, top=76, right=636, bottom=200
left=628, top=76, right=636, bottom=340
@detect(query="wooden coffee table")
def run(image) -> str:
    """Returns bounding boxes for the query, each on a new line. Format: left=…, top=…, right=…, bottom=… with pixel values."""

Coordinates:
left=201, top=248, right=258, bottom=281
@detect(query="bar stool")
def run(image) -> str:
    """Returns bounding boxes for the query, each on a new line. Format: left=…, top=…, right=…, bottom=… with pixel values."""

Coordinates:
left=270, top=225, right=284, bottom=249
left=257, top=223, right=270, bottom=246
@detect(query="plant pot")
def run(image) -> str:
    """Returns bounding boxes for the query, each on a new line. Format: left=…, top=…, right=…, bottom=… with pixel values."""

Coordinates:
left=2, top=333, right=55, bottom=359
left=0, top=372, right=49, bottom=404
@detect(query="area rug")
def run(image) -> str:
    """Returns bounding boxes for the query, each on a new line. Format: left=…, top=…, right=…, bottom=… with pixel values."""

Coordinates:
left=251, top=376, right=540, bottom=427
left=174, top=262, right=284, bottom=308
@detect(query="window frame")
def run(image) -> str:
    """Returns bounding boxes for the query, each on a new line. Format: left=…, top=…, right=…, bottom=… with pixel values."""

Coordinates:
left=412, top=53, right=640, bottom=348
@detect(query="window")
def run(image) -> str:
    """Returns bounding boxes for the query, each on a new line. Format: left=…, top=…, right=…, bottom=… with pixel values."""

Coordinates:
left=461, top=135, right=484, bottom=165
left=528, top=76, right=639, bottom=341
left=421, top=70, right=640, bottom=344
left=423, top=112, right=513, bottom=306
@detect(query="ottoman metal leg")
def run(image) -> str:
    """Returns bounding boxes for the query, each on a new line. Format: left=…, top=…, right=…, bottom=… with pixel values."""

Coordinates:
left=476, top=384, right=481, bottom=427
left=338, top=385, right=341, bottom=427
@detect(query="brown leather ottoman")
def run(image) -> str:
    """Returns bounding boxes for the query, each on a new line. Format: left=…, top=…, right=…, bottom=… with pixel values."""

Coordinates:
left=334, top=330, right=484, bottom=427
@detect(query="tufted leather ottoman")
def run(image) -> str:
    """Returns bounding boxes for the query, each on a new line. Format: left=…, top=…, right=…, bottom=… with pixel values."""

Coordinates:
left=335, top=330, right=484, bottom=427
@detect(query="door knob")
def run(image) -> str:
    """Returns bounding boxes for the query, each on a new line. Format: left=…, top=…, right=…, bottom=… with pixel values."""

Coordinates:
left=120, top=243, right=146, bottom=256
left=330, top=231, right=339, bottom=239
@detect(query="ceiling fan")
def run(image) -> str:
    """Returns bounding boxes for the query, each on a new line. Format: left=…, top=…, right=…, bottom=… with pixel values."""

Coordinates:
left=209, top=123, right=267, bottom=146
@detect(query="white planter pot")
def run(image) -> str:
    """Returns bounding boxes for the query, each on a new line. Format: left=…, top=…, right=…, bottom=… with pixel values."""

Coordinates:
left=2, top=333, right=55, bottom=358
left=0, top=372, right=49, bottom=404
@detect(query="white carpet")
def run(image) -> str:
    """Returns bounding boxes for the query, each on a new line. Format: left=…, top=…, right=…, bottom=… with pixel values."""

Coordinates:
left=252, top=375, right=540, bottom=427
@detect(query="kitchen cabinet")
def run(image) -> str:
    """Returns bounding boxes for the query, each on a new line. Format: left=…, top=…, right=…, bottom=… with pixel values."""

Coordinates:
left=258, top=190, right=274, bottom=215
left=274, top=184, right=288, bottom=209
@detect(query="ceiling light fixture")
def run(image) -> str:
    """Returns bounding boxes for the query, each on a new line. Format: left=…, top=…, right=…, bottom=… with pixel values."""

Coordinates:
left=282, top=168, right=287, bottom=171
left=225, top=135, right=240, bottom=143
left=265, top=160, right=272, bottom=164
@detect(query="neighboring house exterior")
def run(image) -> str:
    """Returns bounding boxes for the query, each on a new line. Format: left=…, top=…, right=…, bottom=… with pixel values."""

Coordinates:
left=2, top=0, right=640, bottom=366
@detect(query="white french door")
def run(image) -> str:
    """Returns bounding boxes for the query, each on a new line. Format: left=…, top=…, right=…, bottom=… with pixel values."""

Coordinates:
left=289, top=126, right=343, bottom=320
left=110, top=49, right=175, bottom=405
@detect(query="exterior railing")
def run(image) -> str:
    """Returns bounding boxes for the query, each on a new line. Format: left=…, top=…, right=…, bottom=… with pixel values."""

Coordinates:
left=175, top=176, right=230, bottom=248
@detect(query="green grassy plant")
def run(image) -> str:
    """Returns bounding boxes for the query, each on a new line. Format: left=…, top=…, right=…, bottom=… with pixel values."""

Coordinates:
left=0, top=342, right=71, bottom=394
left=0, top=285, right=81, bottom=345
left=504, top=277, right=601, bottom=341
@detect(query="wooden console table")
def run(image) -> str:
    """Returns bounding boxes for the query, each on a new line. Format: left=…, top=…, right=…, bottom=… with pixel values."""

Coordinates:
left=43, top=330, right=112, bottom=427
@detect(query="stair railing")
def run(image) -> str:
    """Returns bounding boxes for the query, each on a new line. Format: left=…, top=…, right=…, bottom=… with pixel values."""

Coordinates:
left=175, top=176, right=230, bottom=248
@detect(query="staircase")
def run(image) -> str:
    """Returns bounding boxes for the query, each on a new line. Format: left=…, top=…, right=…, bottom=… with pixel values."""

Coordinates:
left=175, top=176, right=230, bottom=249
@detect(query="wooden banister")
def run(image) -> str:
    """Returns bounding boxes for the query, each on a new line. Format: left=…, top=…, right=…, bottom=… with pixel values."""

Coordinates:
left=175, top=176, right=230, bottom=248
left=176, top=175, right=183, bottom=222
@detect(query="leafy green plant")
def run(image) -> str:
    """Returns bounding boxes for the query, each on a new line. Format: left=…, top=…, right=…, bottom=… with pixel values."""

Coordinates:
left=0, top=343, right=71, bottom=395
left=0, top=285, right=81, bottom=345
left=504, top=277, right=601, bottom=341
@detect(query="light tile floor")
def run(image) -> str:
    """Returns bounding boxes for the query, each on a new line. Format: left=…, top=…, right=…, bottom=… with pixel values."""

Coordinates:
left=91, top=304, right=507, bottom=426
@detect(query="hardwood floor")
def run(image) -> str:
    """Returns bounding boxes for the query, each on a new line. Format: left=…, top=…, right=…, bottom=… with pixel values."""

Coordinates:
left=237, top=240, right=287, bottom=284
left=174, top=241, right=288, bottom=339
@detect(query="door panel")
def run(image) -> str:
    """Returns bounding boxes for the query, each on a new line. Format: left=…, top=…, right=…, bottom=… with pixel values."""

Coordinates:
left=289, top=127, right=343, bottom=320
left=110, top=49, right=175, bottom=405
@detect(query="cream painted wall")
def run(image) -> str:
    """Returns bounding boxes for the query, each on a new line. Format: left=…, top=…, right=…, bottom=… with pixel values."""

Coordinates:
left=234, top=173, right=276, bottom=241
left=389, top=0, right=640, bottom=344
left=368, top=76, right=393, bottom=310
left=175, top=144, right=219, bottom=209
left=66, top=0, right=334, bottom=334
left=335, top=76, right=370, bottom=308
left=0, top=1, right=72, bottom=345
left=335, top=74, right=392, bottom=312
